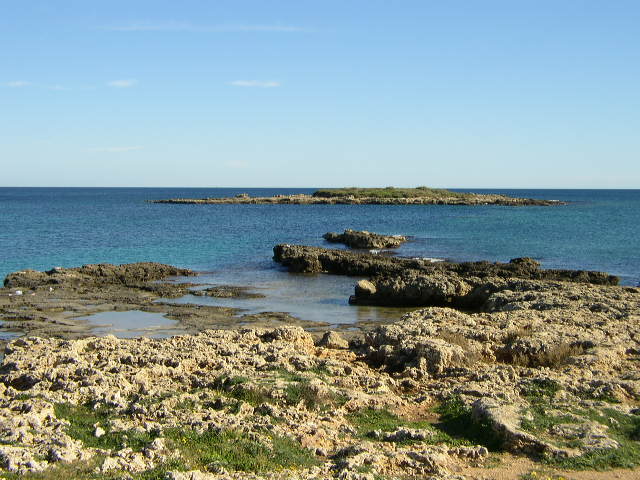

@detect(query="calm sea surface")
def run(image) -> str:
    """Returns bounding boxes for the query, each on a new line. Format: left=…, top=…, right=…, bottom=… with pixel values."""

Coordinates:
left=1, top=188, right=638, bottom=327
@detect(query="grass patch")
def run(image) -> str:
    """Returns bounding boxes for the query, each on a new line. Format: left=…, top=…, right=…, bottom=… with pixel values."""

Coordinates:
left=520, top=379, right=577, bottom=437
left=575, top=390, right=621, bottom=404
left=433, top=397, right=503, bottom=451
left=542, top=408, right=640, bottom=470
left=519, top=380, right=640, bottom=470
left=520, top=472, right=569, bottom=480
left=521, top=379, right=561, bottom=400
left=347, top=408, right=412, bottom=435
left=212, top=375, right=273, bottom=406
left=175, top=397, right=197, bottom=411
left=54, top=403, right=157, bottom=451
left=268, top=367, right=306, bottom=383
left=165, top=428, right=318, bottom=473
left=347, top=406, right=475, bottom=447
left=283, top=378, right=348, bottom=411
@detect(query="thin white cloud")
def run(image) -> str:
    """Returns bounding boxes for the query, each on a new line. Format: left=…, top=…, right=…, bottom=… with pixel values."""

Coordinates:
left=229, top=80, right=280, bottom=88
left=87, top=146, right=143, bottom=153
left=107, top=79, right=138, bottom=88
left=5, top=81, right=31, bottom=88
left=102, top=22, right=309, bottom=33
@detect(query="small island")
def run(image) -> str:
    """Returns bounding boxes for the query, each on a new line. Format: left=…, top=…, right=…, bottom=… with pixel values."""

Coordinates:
left=151, top=186, right=564, bottom=206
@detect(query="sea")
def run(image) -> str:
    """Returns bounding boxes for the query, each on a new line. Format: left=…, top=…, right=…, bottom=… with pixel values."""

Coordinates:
left=1, top=188, right=638, bottom=333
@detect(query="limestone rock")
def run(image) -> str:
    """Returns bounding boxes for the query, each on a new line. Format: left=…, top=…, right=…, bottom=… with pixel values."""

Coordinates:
left=317, top=331, right=349, bottom=349
left=323, top=230, right=407, bottom=249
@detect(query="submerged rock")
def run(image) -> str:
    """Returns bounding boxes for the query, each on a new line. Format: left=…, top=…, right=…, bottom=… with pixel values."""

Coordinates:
left=190, top=285, right=265, bottom=299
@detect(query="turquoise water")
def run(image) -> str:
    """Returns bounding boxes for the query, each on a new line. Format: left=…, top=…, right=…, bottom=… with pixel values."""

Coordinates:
left=1, top=188, right=638, bottom=288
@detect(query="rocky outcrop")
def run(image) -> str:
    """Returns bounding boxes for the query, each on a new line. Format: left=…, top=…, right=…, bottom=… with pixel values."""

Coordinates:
left=4, top=262, right=195, bottom=289
left=323, top=229, right=407, bottom=249
left=274, top=244, right=620, bottom=310
left=316, top=331, right=349, bottom=349
left=273, top=245, right=619, bottom=290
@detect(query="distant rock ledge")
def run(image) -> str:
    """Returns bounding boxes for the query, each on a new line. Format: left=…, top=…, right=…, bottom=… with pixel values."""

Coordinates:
left=150, top=187, right=565, bottom=206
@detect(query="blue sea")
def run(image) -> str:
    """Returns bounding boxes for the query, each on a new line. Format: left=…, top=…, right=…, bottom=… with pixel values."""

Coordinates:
left=1, top=188, right=638, bottom=327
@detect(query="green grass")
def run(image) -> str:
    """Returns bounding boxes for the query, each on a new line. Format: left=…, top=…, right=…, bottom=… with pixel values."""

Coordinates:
left=164, top=428, right=318, bottom=473
left=347, top=406, right=479, bottom=447
left=542, top=408, right=640, bottom=470
left=312, top=186, right=470, bottom=199
left=520, top=472, right=569, bottom=480
left=518, top=379, right=640, bottom=470
left=521, top=378, right=561, bottom=401
left=575, top=390, right=621, bottom=404
left=54, top=403, right=157, bottom=451
left=268, top=367, right=306, bottom=383
left=212, top=375, right=273, bottom=406
left=433, top=397, right=504, bottom=451
left=174, top=397, right=197, bottom=411
left=347, top=408, right=416, bottom=435
left=283, top=378, right=347, bottom=411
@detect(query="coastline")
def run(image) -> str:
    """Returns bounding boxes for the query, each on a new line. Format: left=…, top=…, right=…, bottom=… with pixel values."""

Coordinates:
left=1, top=250, right=639, bottom=478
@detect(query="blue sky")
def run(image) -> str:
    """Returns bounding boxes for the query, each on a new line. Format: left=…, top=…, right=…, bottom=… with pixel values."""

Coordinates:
left=1, top=1, right=639, bottom=188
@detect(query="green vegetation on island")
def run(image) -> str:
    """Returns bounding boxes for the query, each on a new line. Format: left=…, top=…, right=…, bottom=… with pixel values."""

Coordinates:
left=312, top=186, right=470, bottom=199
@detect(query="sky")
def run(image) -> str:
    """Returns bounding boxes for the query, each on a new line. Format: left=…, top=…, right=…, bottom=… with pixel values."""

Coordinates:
left=1, top=0, right=639, bottom=188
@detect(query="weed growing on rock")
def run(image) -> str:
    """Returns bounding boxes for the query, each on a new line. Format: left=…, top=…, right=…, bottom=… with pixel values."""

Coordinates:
left=510, top=344, right=585, bottom=369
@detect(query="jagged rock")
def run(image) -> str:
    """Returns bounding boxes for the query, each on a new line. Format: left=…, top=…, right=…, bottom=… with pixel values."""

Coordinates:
left=0, top=446, right=47, bottom=474
left=364, top=323, right=469, bottom=376
left=323, top=230, right=407, bottom=249
left=317, top=331, right=349, bottom=349
left=350, top=272, right=474, bottom=307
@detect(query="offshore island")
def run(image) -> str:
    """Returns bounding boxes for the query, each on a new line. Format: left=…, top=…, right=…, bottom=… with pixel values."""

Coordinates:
left=151, top=186, right=565, bottom=206
left=1, top=230, right=638, bottom=480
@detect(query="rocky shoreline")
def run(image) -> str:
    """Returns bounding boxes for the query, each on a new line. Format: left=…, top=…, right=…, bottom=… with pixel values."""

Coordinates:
left=1, top=250, right=639, bottom=479
left=0, top=262, right=327, bottom=343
